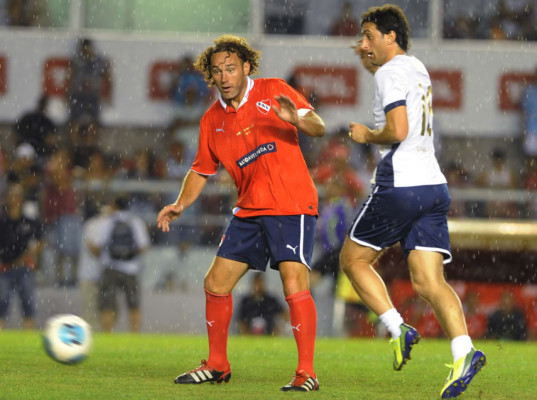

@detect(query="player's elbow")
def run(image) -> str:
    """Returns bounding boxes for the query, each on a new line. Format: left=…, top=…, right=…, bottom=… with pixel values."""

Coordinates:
left=301, top=112, right=325, bottom=137
left=394, top=126, right=408, bottom=142
left=312, top=123, right=326, bottom=137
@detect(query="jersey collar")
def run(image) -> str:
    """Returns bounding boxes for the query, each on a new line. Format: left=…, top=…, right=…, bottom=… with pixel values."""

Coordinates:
left=218, top=76, right=254, bottom=112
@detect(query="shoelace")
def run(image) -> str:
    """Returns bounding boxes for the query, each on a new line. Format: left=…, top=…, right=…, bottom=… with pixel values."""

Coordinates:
left=188, top=359, right=208, bottom=373
left=291, top=372, right=308, bottom=386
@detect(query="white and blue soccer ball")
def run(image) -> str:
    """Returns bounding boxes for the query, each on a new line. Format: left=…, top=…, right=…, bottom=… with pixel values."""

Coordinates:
left=42, top=314, right=92, bottom=365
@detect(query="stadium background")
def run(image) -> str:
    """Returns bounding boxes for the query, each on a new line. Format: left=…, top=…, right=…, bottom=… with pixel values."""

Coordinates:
left=0, top=0, right=536, bottom=337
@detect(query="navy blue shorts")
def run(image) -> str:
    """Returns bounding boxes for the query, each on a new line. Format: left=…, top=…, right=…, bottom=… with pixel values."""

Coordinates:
left=348, top=184, right=452, bottom=263
left=216, top=215, right=317, bottom=271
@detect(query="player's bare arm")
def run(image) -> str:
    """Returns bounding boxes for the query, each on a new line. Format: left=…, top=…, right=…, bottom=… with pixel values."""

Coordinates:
left=273, top=94, right=325, bottom=137
left=349, top=105, right=408, bottom=144
left=157, top=170, right=209, bottom=232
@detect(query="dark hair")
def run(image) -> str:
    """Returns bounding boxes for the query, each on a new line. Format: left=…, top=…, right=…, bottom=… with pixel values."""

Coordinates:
left=194, top=34, right=261, bottom=86
left=361, top=4, right=410, bottom=51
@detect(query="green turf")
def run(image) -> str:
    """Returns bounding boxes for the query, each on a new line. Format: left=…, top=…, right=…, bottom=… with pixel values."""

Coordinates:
left=0, top=330, right=534, bottom=400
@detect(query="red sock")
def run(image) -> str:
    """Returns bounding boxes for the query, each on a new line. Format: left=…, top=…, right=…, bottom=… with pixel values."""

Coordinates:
left=286, top=290, right=317, bottom=377
left=205, top=289, right=233, bottom=370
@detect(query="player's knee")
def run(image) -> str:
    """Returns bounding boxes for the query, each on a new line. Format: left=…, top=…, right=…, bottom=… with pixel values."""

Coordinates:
left=411, top=276, right=441, bottom=300
left=204, top=274, right=232, bottom=295
left=280, top=271, right=309, bottom=296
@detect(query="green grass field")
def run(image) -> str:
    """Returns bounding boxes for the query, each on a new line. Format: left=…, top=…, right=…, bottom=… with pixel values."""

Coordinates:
left=1, top=330, right=535, bottom=400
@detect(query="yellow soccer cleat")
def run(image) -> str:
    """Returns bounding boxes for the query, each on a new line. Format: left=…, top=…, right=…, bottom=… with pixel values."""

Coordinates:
left=440, top=348, right=486, bottom=398
left=391, top=323, right=421, bottom=371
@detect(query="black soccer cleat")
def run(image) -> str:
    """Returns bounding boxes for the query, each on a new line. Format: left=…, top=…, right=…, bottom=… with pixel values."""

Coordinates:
left=174, top=359, right=231, bottom=384
left=280, top=370, right=319, bottom=392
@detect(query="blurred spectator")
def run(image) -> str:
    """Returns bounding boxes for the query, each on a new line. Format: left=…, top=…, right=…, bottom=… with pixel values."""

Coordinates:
left=494, top=0, right=536, bottom=41
left=7, top=0, right=49, bottom=27
left=42, top=148, right=81, bottom=287
left=476, top=148, right=519, bottom=218
left=168, top=55, right=210, bottom=166
left=237, top=274, right=288, bottom=336
left=328, top=1, right=359, bottom=36
left=264, top=0, right=306, bottom=34
left=13, top=95, right=58, bottom=162
left=443, top=0, right=489, bottom=39
left=164, top=139, right=190, bottom=181
left=120, top=148, right=165, bottom=182
left=444, top=160, right=473, bottom=217
left=159, top=138, right=199, bottom=252
left=0, top=183, right=44, bottom=330
left=487, top=290, right=527, bottom=340
left=316, top=127, right=361, bottom=171
left=77, top=205, right=109, bottom=329
left=463, top=291, right=488, bottom=339
left=7, top=143, right=43, bottom=220
left=8, top=143, right=37, bottom=181
left=310, top=177, right=354, bottom=293
left=66, top=38, right=112, bottom=126
left=521, top=67, right=537, bottom=158
left=118, top=148, right=164, bottom=225
left=169, top=55, right=210, bottom=126
left=69, top=119, right=100, bottom=173
left=79, top=148, right=113, bottom=220
left=488, top=17, right=509, bottom=40
left=311, top=142, right=366, bottom=206
left=88, top=195, right=150, bottom=333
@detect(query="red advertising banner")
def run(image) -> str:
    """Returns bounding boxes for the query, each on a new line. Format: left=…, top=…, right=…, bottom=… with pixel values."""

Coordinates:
left=291, top=66, right=358, bottom=105
left=499, top=72, right=533, bottom=111
left=429, top=69, right=463, bottom=110
left=43, top=57, right=111, bottom=99
left=149, top=61, right=179, bottom=100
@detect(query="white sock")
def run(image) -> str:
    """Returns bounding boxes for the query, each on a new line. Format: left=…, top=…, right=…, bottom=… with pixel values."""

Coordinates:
left=451, top=335, right=473, bottom=362
left=379, top=308, right=404, bottom=339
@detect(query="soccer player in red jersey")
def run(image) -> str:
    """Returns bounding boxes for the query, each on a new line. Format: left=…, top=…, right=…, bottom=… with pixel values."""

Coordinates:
left=157, top=34, right=325, bottom=392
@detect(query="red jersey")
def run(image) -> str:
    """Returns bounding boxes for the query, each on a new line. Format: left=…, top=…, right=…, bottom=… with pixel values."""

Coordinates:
left=192, top=77, right=318, bottom=218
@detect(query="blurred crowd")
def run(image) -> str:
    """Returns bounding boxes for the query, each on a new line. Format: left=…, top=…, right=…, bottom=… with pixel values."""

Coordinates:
left=1, top=49, right=536, bottom=269
left=265, top=0, right=537, bottom=41
left=1, top=31, right=536, bottom=335
left=1, top=0, right=537, bottom=41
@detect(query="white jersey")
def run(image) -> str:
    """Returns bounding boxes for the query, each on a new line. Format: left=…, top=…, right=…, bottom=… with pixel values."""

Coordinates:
left=372, top=55, right=446, bottom=187
left=92, top=210, right=150, bottom=276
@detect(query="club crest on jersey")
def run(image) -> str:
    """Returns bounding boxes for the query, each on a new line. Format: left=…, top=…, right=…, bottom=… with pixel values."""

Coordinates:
left=256, top=99, right=271, bottom=115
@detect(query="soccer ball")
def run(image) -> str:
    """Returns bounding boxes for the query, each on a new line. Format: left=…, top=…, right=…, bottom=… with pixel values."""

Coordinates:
left=42, top=314, right=92, bottom=365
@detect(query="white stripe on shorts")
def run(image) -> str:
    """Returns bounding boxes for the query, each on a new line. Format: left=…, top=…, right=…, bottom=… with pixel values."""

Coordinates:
left=349, top=186, right=383, bottom=251
left=299, top=214, right=309, bottom=268
left=415, top=246, right=452, bottom=264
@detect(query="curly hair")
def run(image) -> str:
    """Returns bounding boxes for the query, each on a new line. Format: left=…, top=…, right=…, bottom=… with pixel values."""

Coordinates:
left=194, top=34, right=262, bottom=86
left=361, top=4, right=411, bottom=52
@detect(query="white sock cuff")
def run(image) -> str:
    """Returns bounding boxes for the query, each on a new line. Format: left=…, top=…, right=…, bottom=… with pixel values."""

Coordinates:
left=379, top=308, right=404, bottom=338
left=451, top=335, right=473, bottom=361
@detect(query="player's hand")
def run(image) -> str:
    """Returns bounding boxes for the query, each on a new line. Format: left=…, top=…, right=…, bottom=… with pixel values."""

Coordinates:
left=273, top=95, right=299, bottom=126
left=349, top=122, right=370, bottom=144
left=157, top=204, right=184, bottom=232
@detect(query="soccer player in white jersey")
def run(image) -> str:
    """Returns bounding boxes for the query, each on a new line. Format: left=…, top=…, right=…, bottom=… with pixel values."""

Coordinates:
left=341, top=5, right=486, bottom=399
